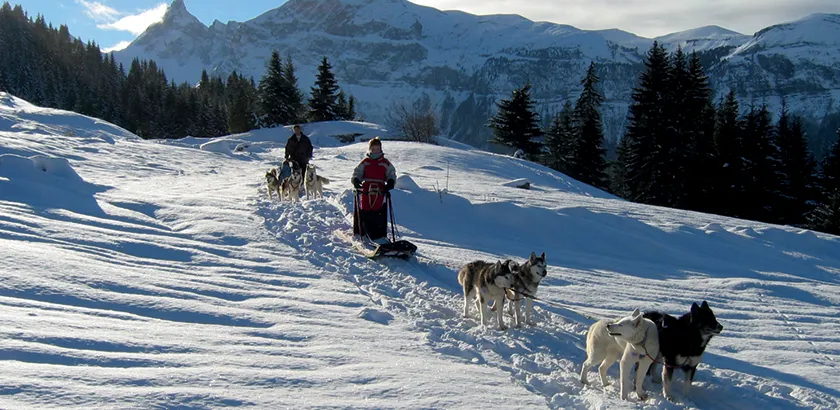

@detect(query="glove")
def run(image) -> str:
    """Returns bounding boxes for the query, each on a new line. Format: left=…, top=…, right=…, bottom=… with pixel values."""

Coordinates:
left=385, top=179, right=395, bottom=191
left=352, top=177, right=362, bottom=190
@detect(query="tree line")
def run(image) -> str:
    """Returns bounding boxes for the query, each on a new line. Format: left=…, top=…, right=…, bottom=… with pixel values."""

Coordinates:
left=489, top=43, right=840, bottom=235
left=2, top=2, right=838, bottom=234
left=0, top=3, right=355, bottom=139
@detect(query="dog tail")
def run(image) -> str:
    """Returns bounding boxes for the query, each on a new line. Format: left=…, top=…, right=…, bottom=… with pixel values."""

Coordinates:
left=318, top=176, right=330, bottom=184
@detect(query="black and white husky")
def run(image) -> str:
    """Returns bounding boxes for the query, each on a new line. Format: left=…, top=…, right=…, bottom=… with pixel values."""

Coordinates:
left=643, top=301, right=724, bottom=401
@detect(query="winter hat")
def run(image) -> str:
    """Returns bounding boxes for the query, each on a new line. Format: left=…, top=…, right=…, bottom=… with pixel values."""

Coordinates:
left=368, top=137, right=382, bottom=149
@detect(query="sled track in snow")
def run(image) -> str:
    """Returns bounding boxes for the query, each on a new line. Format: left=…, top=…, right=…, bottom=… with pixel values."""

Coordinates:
left=256, top=195, right=840, bottom=410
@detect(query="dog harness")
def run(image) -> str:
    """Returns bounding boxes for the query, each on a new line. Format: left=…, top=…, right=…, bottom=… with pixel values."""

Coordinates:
left=358, top=156, right=392, bottom=211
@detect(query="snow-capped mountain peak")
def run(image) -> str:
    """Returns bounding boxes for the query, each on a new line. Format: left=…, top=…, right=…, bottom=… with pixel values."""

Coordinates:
left=114, top=4, right=840, bottom=148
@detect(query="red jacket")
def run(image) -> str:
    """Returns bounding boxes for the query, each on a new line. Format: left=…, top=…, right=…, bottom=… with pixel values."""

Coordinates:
left=353, top=153, right=396, bottom=211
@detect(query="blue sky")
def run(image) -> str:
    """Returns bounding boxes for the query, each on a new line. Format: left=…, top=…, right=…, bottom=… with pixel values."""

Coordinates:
left=15, top=0, right=288, bottom=51
left=13, top=0, right=840, bottom=52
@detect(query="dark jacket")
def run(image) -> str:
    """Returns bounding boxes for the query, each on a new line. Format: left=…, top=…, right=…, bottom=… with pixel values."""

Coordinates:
left=285, top=133, right=313, bottom=168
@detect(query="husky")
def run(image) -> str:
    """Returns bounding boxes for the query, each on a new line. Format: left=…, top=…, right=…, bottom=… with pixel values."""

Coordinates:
left=281, top=166, right=303, bottom=202
left=489, top=252, right=547, bottom=327
left=457, top=260, right=516, bottom=330
left=643, top=301, right=723, bottom=401
left=580, top=308, right=660, bottom=401
left=265, top=168, right=282, bottom=200
left=304, top=163, right=330, bottom=199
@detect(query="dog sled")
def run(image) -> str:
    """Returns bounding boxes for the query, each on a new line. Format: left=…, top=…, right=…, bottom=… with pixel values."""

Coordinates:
left=346, top=189, right=417, bottom=260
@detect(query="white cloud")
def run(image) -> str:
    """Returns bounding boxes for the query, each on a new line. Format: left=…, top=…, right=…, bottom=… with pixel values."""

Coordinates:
left=102, top=40, right=132, bottom=53
left=96, top=3, right=168, bottom=36
left=412, top=0, right=840, bottom=37
left=76, top=0, right=120, bottom=23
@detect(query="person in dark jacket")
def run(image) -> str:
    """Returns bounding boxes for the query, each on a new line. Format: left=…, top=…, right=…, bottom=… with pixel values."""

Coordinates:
left=285, top=125, right=313, bottom=171
left=352, top=137, right=397, bottom=243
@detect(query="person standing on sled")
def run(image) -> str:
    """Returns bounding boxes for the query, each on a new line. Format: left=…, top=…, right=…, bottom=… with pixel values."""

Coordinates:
left=352, top=137, right=396, bottom=244
left=281, top=124, right=313, bottom=180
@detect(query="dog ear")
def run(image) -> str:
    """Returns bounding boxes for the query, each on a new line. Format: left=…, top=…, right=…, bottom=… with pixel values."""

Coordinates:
left=507, top=260, right=519, bottom=271
left=494, top=260, right=503, bottom=270
left=631, top=307, right=641, bottom=317
left=540, top=252, right=545, bottom=260
left=529, top=251, right=537, bottom=263
left=701, top=300, right=709, bottom=309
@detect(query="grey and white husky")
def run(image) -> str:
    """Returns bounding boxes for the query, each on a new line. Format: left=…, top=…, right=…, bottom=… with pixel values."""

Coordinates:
left=304, top=163, right=330, bottom=199
left=265, top=168, right=282, bottom=200
left=493, top=251, right=547, bottom=327
left=457, top=260, right=516, bottom=330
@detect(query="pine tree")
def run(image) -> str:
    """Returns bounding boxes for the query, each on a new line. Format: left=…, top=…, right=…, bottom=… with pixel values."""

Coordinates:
left=664, top=47, right=692, bottom=207
left=611, top=136, right=631, bottom=197
left=282, top=54, right=305, bottom=124
left=820, top=129, right=840, bottom=194
left=806, top=190, right=840, bottom=235
left=543, top=101, right=575, bottom=174
left=713, top=90, right=745, bottom=217
left=682, top=52, right=718, bottom=212
left=335, top=90, right=349, bottom=120
left=488, top=83, right=543, bottom=157
left=308, top=56, right=340, bottom=122
left=346, top=95, right=357, bottom=121
left=740, top=105, right=781, bottom=222
left=776, top=109, right=818, bottom=225
left=569, top=62, right=608, bottom=188
left=616, top=41, right=672, bottom=204
left=257, top=50, right=288, bottom=127
left=227, top=72, right=258, bottom=134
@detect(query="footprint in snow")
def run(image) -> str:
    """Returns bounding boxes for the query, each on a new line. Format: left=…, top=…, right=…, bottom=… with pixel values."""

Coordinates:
left=358, top=308, right=394, bottom=325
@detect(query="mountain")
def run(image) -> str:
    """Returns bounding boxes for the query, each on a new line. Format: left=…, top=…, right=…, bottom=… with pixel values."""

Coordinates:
left=3, top=92, right=840, bottom=408
left=114, top=0, right=840, bottom=148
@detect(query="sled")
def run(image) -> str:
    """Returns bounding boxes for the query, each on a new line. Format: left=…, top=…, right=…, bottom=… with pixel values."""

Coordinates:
left=349, top=190, right=417, bottom=260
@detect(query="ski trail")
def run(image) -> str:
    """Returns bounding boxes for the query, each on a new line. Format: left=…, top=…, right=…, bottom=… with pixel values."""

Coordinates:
left=258, top=194, right=599, bottom=409
left=256, top=193, right=840, bottom=410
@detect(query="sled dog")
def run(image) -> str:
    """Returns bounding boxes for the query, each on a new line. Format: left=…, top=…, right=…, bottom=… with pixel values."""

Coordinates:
left=491, top=251, right=547, bottom=327
left=643, top=301, right=723, bottom=401
left=281, top=166, right=303, bottom=202
left=304, top=163, right=330, bottom=199
left=457, top=260, right=516, bottom=330
left=265, top=168, right=282, bottom=200
left=580, top=308, right=660, bottom=401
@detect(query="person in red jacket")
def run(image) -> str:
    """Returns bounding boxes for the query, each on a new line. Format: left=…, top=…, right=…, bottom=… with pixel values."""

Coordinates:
left=352, top=137, right=397, bottom=242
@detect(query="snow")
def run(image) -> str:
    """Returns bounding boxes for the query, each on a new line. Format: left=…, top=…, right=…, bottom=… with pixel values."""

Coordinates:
left=654, top=25, right=751, bottom=53
left=1, top=93, right=840, bottom=408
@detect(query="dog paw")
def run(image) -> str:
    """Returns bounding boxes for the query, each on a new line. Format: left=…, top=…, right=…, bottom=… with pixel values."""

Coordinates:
left=498, top=324, right=508, bottom=331
left=637, top=392, right=648, bottom=401
left=527, top=320, right=537, bottom=326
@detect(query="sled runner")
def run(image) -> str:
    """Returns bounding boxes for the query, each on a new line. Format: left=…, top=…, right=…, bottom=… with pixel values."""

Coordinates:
left=349, top=189, right=417, bottom=260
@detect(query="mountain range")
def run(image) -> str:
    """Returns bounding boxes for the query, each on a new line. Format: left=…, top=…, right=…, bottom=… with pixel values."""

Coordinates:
left=114, top=0, right=840, bottom=149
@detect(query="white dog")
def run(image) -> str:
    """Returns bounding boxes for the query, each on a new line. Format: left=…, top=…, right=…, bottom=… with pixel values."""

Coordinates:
left=304, top=163, right=330, bottom=199
left=580, top=308, right=660, bottom=401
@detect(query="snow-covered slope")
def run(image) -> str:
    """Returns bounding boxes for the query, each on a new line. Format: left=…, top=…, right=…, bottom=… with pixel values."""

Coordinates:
left=114, top=1, right=840, bottom=148
left=655, top=25, right=751, bottom=52
left=2, top=94, right=840, bottom=408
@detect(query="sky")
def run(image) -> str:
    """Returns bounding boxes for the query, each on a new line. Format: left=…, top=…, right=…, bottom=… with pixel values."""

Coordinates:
left=12, top=0, right=840, bottom=52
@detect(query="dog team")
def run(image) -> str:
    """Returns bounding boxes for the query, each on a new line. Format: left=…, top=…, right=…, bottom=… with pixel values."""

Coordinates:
left=459, top=250, right=723, bottom=402
left=266, top=127, right=724, bottom=402
left=265, top=125, right=329, bottom=202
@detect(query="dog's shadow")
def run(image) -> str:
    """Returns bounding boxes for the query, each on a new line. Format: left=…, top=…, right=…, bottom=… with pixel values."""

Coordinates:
left=703, top=352, right=840, bottom=399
